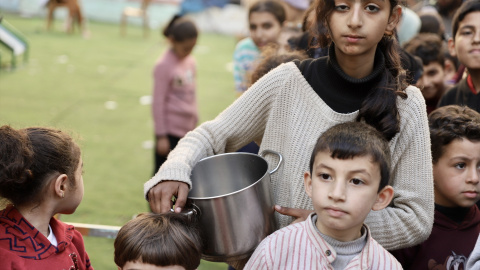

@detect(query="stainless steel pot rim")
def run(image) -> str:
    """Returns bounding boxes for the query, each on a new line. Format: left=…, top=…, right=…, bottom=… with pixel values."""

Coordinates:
left=188, top=174, right=266, bottom=200
left=188, top=152, right=268, bottom=200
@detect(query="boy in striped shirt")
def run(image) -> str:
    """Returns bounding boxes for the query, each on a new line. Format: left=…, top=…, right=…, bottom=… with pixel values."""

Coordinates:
left=245, top=122, right=402, bottom=269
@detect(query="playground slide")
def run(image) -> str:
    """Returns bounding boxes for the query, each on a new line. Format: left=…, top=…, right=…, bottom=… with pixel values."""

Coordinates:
left=0, top=18, right=28, bottom=68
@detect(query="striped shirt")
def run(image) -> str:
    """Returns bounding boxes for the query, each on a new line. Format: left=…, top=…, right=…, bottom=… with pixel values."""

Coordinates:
left=233, top=37, right=260, bottom=93
left=245, top=213, right=403, bottom=270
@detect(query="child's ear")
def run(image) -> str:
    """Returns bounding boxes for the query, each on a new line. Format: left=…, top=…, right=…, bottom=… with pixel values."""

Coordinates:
left=386, top=5, right=402, bottom=32
left=304, top=172, right=313, bottom=198
left=444, top=59, right=455, bottom=75
left=372, top=185, right=394, bottom=211
left=448, top=37, right=457, bottom=57
left=54, top=174, right=69, bottom=199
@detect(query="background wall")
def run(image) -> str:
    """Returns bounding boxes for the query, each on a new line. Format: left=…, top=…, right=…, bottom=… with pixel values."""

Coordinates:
left=0, top=0, right=248, bottom=35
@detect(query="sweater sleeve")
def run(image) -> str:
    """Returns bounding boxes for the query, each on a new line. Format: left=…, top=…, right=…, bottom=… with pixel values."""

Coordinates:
left=152, top=60, right=171, bottom=136
left=144, top=64, right=291, bottom=196
left=364, top=86, right=435, bottom=250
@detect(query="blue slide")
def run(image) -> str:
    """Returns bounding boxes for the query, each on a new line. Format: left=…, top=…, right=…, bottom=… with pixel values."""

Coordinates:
left=0, top=17, right=28, bottom=69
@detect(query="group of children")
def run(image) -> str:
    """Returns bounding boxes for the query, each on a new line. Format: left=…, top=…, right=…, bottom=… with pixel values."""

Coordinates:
left=2, top=0, right=480, bottom=269
left=399, top=0, right=480, bottom=117
left=2, top=102, right=480, bottom=269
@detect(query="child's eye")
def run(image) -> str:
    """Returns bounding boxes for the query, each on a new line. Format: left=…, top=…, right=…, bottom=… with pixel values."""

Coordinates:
left=319, top=173, right=332, bottom=180
left=365, top=5, right=380, bottom=12
left=334, top=4, right=349, bottom=11
left=455, top=163, right=466, bottom=169
left=426, top=70, right=439, bottom=77
left=460, top=30, right=473, bottom=36
left=261, top=22, right=273, bottom=30
left=350, top=178, right=364, bottom=185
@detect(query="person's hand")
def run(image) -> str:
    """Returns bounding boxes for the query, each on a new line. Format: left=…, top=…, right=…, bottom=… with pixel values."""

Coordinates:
left=156, top=136, right=170, bottom=156
left=275, top=205, right=313, bottom=224
left=148, top=181, right=189, bottom=213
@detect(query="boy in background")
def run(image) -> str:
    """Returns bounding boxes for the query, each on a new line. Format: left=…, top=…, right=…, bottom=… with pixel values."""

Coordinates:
left=391, top=105, right=480, bottom=269
left=403, top=33, right=448, bottom=114
left=439, top=0, right=480, bottom=111
left=245, top=122, right=401, bottom=269
left=114, top=213, right=202, bottom=270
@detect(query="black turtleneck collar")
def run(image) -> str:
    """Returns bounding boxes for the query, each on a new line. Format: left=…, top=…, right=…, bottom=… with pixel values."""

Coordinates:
left=296, top=43, right=386, bottom=114
left=435, top=203, right=471, bottom=224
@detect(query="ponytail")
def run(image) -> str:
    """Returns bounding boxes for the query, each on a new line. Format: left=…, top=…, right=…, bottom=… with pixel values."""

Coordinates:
left=162, top=14, right=198, bottom=42
left=0, top=126, right=34, bottom=206
left=357, top=34, right=408, bottom=141
left=0, top=126, right=81, bottom=206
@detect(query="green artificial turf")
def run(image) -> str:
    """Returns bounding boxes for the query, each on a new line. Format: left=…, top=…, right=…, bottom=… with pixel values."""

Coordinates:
left=0, top=13, right=236, bottom=270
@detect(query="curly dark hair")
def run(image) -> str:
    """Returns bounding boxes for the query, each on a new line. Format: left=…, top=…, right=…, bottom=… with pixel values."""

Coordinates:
left=250, top=45, right=308, bottom=86
left=0, top=125, right=81, bottom=206
left=429, top=105, right=480, bottom=163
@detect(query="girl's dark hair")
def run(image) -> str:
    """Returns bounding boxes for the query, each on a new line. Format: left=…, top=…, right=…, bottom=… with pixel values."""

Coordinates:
left=451, top=0, right=480, bottom=40
left=313, top=0, right=408, bottom=141
left=163, top=14, right=198, bottom=42
left=429, top=105, right=480, bottom=163
left=0, top=126, right=81, bottom=206
left=249, top=0, right=287, bottom=25
left=114, top=212, right=203, bottom=270
left=309, top=122, right=392, bottom=192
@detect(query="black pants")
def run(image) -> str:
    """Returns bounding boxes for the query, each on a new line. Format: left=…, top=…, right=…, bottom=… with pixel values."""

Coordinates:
left=153, top=134, right=181, bottom=176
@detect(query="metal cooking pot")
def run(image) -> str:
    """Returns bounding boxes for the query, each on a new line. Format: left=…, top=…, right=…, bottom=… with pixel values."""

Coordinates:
left=185, top=150, right=282, bottom=262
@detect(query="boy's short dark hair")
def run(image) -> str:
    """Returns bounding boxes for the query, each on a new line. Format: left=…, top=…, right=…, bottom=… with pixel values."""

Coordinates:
left=114, top=212, right=202, bottom=270
left=429, top=105, right=480, bottom=163
left=309, top=122, right=391, bottom=192
left=403, top=33, right=445, bottom=66
left=419, top=13, right=445, bottom=39
left=452, top=0, right=480, bottom=40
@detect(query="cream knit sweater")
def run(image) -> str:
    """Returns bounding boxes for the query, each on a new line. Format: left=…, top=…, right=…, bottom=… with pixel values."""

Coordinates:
left=144, top=62, right=434, bottom=250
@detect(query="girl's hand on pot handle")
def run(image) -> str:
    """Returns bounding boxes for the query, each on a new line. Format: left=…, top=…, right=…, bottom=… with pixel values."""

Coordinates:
left=148, top=181, right=189, bottom=214
left=275, top=205, right=313, bottom=224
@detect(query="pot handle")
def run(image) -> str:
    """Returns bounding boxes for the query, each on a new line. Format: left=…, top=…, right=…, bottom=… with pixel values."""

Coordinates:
left=170, top=200, right=201, bottom=221
left=260, top=150, right=283, bottom=174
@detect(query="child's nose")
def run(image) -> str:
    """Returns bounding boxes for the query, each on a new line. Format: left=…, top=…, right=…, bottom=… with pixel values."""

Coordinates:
left=467, top=166, right=480, bottom=184
left=473, top=31, right=480, bottom=44
left=252, top=29, right=264, bottom=41
left=328, top=181, right=347, bottom=201
left=347, top=4, right=363, bottom=29
left=422, top=75, right=432, bottom=88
